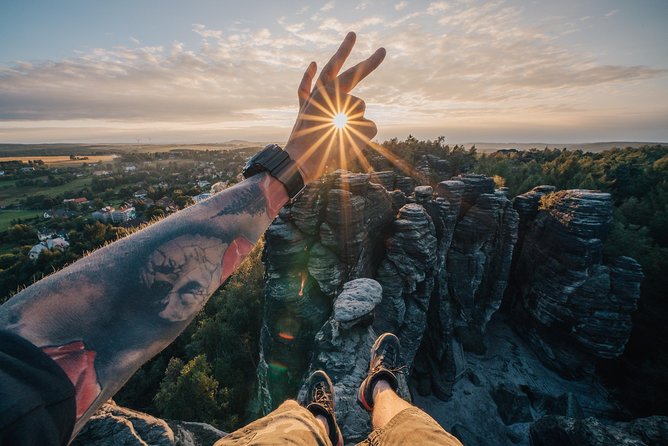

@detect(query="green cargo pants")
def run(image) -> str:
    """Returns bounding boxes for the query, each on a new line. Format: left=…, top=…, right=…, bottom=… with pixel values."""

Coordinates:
left=214, top=400, right=463, bottom=446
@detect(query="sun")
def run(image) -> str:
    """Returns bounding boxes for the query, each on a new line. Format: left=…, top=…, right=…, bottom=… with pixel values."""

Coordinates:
left=332, top=112, right=348, bottom=129
left=289, top=85, right=420, bottom=179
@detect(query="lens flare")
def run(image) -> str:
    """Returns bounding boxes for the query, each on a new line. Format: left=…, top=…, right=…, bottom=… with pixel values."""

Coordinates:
left=333, top=113, right=348, bottom=129
left=289, top=82, right=420, bottom=179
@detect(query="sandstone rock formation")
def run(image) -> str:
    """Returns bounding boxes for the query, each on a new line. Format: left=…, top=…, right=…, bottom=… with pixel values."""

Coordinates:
left=71, top=401, right=226, bottom=446
left=256, top=173, right=645, bottom=445
left=256, top=170, right=520, bottom=418
left=413, top=174, right=519, bottom=399
left=298, top=278, right=410, bottom=444
left=256, top=172, right=396, bottom=414
left=508, top=188, right=643, bottom=378
left=529, top=415, right=668, bottom=446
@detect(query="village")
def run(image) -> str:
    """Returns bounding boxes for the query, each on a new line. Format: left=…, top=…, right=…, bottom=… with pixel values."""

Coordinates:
left=0, top=147, right=258, bottom=299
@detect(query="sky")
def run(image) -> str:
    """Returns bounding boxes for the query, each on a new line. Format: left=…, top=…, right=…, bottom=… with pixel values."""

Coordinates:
left=0, top=0, right=667, bottom=144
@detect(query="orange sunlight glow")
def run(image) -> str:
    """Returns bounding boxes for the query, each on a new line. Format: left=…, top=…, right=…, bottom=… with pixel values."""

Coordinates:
left=298, top=272, right=306, bottom=297
left=291, top=80, right=421, bottom=178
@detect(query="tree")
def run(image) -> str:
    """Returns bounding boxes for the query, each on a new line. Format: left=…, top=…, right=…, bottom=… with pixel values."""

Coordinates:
left=9, top=224, right=36, bottom=245
left=174, top=195, right=194, bottom=209
left=154, top=355, right=223, bottom=425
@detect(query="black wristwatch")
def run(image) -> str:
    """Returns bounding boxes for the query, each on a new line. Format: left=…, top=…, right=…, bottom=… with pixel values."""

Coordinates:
left=242, top=144, right=305, bottom=199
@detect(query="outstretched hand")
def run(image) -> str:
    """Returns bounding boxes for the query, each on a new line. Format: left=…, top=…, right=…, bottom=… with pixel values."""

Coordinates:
left=284, top=32, right=386, bottom=183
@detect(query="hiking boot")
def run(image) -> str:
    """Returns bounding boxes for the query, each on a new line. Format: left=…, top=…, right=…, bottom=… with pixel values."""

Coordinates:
left=357, top=332, right=402, bottom=411
left=305, top=370, right=344, bottom=446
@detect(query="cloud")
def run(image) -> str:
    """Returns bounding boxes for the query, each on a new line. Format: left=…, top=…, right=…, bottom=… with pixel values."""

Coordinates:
left=0, top=0, right=665, bottom=143
left=427, top=1, right=449, bottom=15
left=356, top=1, right=370, bottom=10
left=395, top=1, right=408, bottom=11
left=321, top=1, right=335, bottom=12
left=605, top=9, right=620, bottom=18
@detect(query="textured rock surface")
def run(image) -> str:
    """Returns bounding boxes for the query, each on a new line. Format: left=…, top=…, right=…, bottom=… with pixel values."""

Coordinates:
left=529, top=415, right=668, bottom=446
left=413, top=316, right=626, bottom=446
left=333, top=278, right=383, bottom=324
left=491, top=384, right=534, bottom=425
left=509, top=189, right=643, bottom=378
left=71, top=401, right=226, bottom=446
left=299, top=279, right=410, bottom=444
left=258, top=171, right=521, bottom=417
left=416, top=154, right=452, bottom=182
left=256, top=172, right=647, bottom=446
left=375, top=203, right=438, bottom=368
left=168, top=421, right=228, bottom=446
left=413, top=174, right=519, bottom=399
left=446, top=176, right=519, bottom=347
left=257, top=171, right=395, bottom=414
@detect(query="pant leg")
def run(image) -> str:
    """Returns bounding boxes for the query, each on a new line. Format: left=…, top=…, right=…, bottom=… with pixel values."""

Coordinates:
left=356, top=407, right=463, bottom=446
left=214, top=400, right=331, bottom=446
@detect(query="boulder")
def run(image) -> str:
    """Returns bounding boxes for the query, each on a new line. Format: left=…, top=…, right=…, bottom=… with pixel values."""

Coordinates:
left=333, top=278, right=383, bottom=324
left=308, top=243, right=345, bottom=297
left=291, top=182, right=325, bottom=235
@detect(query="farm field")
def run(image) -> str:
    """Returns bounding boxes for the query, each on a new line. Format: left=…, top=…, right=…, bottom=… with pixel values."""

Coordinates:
left=0, top=210, right=42, bottom=229
left=0, top=142, right=263, bottom=157
left=0, top=177, right=91, bottom=207
left=0, top=155, right=116, bottom=166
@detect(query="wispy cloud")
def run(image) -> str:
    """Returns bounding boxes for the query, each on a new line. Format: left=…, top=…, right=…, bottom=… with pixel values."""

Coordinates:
left=605, top=9, right=620, bottom=18
left=395, top=1, right=408, bottom=11
left=356, top=1, right=370, bottom=11
left=321, top=1, right=335, bottom=12
left=0, top=0, right=665, bottom=143
left=427, top=1, right=449, bottom=15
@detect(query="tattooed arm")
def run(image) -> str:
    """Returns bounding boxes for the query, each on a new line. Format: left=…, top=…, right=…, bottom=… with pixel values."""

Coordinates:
left=0, top=32, right=384, bottom=437
left=0, top=173, right=288, bottom=430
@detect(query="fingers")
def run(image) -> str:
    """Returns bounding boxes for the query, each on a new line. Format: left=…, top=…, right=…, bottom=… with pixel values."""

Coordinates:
left=316, top=31, right=356, bottom=87
left=298, top=61, right=317, bottom=109
left=337, top=47, right=386, bottom=93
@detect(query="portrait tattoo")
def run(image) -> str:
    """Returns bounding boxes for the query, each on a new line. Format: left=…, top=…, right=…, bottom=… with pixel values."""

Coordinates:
left=140, top=234, right=227, bottom=322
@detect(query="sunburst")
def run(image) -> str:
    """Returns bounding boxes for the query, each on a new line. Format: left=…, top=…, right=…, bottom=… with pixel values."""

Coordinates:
left=332, top=113, right=348, bottom=129
left=291, top=81, right=419, bottom=178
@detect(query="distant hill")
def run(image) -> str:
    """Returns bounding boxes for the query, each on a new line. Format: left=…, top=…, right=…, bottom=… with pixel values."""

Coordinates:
left=463, top=141, right=667, bottom=153
left=0, top=141, right=266, bottom=157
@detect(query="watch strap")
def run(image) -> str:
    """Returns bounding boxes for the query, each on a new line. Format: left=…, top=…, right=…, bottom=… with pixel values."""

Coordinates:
left=243, top=144, right=305, bottom=198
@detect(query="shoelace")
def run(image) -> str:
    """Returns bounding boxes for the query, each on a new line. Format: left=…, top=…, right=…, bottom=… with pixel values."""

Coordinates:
left=313, top=384, right=333, bottom=410
left=370, top=346, right=407, bottom=375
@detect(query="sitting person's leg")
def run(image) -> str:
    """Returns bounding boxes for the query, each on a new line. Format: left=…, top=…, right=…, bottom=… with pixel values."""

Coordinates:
left=215, top=370, right=342, bottom=446
left=357, top=333, right=463, bottom=446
